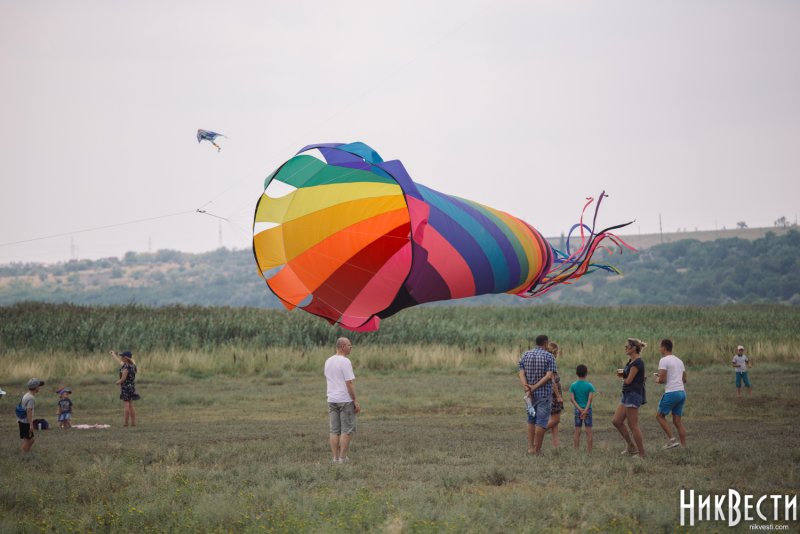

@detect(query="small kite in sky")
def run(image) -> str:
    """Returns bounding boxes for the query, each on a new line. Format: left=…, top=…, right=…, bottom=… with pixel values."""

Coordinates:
left=252, top=141, right=635, bottom=332
left=197, top=129, right=227, bottom=151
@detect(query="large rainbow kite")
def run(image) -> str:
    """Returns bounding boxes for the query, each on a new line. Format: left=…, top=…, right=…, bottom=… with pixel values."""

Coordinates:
left=253, top=142, right=632, bottom=331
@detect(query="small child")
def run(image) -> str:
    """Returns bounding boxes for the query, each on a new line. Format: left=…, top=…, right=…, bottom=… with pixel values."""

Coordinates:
left=56, top=388, right=73, bottom=430
left=568, top=365, right=596, bottom=454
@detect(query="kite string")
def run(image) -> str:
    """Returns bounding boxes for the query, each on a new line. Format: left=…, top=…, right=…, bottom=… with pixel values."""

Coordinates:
left=196, top=201, right=259, bottom=246
left=0, top=210, right=196, bottom=248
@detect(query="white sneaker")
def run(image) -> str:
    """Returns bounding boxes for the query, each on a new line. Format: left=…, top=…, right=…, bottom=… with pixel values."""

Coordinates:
left=663, top=438, right=680, bottom=449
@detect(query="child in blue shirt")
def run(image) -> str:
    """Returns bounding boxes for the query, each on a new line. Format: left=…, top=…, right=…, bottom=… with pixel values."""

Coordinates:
left=568, top=365, right=596, bottom=455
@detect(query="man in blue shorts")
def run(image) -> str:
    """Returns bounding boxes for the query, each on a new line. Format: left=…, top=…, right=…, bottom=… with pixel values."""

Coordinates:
left=655, top=339, right=687, bottom=449
left=518, top=334, right=556, bottom=455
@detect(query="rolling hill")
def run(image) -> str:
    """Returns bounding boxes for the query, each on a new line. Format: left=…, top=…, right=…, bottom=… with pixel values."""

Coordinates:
left=0, top=227, right=797, bottom=308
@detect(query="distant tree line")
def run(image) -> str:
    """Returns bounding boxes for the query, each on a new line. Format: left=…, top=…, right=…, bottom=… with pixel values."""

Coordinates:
left=546, top=229, right=800, bottom=306
left=0, top=231, right=798, bottom=308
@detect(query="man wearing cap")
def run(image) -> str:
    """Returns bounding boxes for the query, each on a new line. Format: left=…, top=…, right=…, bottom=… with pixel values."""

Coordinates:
left=731, top=345, right=752, bottom=396
left=18, top=378, right=44, bottom=453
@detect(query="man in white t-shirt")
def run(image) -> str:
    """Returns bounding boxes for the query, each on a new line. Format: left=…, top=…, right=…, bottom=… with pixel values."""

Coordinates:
left=655, top=339, right=687, bottom=449
left=324, top=337, right=361, bottom=464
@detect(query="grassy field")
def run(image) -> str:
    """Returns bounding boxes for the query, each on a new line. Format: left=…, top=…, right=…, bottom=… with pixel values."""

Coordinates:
left=1, top=306, right=799, bottom=533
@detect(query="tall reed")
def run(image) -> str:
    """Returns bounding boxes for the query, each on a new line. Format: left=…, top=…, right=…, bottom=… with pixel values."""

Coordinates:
left=2, top=304, right=797, bottom=376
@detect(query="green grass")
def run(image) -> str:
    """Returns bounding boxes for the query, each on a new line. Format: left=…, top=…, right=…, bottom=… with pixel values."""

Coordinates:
left=1, top=363, right=798, bottom=533
left=1, top=305, right=798, bottom=532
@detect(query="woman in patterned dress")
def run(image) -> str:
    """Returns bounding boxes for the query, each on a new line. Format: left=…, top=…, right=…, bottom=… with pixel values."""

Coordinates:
left=110, top=350, right=139, bottom=427
left=545, top=342, right=564, bottom=448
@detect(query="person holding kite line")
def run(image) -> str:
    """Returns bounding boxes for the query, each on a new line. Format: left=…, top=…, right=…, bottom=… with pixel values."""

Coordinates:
left=324, top=337, right=361, bottom=464
left=612, top=338, right=647, bottom=458
left=110, top=350, right=139, bottom=427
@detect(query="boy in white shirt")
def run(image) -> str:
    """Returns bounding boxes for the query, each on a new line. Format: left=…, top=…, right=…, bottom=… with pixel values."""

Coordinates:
left=655, top=339, right=687, bottom=449
left=731, top=345, right=752, bottom=396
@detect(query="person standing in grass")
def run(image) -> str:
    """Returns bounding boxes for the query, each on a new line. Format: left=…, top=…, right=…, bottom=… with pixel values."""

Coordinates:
left=518, top=334, right=556, bottom=455
left=612, top=338, right=647, bottom=457
left=731, top=345, right=752, bottom=396
left=18, top=378, right=44, bottom=453
left=655, top=338, right=687, bottom=449
left=56, top=387, right=73, bottom=430
left=325, top=337, right=361, bottom=464
left=110, top=350, right=139, bottom=427
left=545, top=341, right=564, bottom=449
left=569, top=364, right=596, bottom=455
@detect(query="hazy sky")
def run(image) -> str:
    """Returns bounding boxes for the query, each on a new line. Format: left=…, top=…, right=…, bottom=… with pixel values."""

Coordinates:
left=2, top=1, right=798, bottom=264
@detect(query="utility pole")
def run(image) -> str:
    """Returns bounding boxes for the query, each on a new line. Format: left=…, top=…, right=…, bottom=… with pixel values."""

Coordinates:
left=659, top=213, right=663, bottom=244
left=218, top=220, right=224, bottom=248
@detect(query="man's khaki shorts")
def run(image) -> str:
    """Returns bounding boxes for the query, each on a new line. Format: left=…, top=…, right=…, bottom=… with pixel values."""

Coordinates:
left=328, top=402, right=357, bottom=434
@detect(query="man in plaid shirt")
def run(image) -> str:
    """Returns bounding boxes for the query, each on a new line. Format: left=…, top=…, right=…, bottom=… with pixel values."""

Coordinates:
left=518, top=334, right=557, bottom=454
